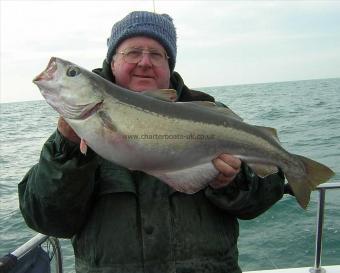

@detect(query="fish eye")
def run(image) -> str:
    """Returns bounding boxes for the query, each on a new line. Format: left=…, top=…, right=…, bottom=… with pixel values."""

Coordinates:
left=66, top=66, right=80, bottom=77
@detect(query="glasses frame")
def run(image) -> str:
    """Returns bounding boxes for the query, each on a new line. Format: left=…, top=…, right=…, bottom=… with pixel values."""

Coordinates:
left=117, top=47, right=170, bottom=67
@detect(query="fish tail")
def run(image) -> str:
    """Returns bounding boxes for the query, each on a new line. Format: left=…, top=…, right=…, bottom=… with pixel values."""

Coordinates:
left=286, top=155, right=335, bottom=209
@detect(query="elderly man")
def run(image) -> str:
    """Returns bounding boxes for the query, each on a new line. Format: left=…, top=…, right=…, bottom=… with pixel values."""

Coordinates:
left=19, top=11, right=285, bottom=273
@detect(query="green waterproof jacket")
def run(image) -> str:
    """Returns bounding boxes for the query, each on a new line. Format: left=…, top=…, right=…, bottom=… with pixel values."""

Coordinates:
left=18, top=61, right=285, bottom=273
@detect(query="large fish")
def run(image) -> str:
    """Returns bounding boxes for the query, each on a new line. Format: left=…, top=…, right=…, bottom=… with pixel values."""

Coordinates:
left=34, top=57, right=334, bottom=209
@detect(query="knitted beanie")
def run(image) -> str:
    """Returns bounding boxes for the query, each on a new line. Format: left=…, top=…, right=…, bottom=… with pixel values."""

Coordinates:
left=106, top=11, right=177, bottom=72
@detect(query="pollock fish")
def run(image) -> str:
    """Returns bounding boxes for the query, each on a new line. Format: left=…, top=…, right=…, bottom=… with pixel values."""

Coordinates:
left=33, top=57, right=335, bottom=209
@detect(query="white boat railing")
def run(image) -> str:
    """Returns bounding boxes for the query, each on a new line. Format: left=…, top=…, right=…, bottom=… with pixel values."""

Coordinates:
left=245, top=182, right=340, bottom=273
left=309, top=182, right=340, bottom=273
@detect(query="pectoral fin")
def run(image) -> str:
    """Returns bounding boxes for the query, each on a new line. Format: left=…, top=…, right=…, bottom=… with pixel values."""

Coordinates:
left=80, top=138, right=88, bottom=155
left=248, top=163, right=279, bottom=177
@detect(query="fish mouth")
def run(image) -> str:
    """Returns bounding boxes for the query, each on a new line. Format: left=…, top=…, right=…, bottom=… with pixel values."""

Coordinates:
left=33, top=57, right=57, bottom=83
left=33, top=56, right=103, bottom=120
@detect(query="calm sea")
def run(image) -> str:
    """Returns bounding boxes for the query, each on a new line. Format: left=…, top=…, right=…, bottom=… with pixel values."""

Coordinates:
left=1, top=78, right=339, bottom=272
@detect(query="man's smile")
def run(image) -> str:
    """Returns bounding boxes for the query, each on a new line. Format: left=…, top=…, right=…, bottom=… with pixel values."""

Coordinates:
left=133, top=74, right=154, bottom=79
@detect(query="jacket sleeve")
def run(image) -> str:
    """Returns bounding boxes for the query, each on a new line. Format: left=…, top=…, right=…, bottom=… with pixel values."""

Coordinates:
left=18, top=130, right=99, bottom=238
left=205, top=162, right=286, bottom=220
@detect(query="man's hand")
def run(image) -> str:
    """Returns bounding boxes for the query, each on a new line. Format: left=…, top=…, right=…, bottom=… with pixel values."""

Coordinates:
left=57, top=117, right=81, bottom=144
left=210, top=154, right=242, bottom=189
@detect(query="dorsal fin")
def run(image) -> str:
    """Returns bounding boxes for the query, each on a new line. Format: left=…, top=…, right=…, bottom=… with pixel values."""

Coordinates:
left=186, top=101, right=243, bottom=121
left=141, top=89, right=177, bottom=102
left=255, top=125, right=280, bottom=143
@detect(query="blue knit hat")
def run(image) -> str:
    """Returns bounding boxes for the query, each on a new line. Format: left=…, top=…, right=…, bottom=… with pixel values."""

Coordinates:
left=106, top=11, right=177, bottom=72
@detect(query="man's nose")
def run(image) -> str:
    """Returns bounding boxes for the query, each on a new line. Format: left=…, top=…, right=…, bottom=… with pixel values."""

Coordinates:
left=138, top=53, right=153, bottom=67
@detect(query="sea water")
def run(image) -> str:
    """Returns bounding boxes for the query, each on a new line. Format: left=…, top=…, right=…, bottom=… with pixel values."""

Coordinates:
left=1, top=78, right=339, bottom=272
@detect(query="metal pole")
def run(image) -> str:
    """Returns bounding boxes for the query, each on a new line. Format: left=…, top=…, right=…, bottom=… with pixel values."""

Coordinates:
left=152, top=0, right=156, bottom=12
left=310, top=188, right=326, bottom=273
left=48, top=237, right=63, bottom=273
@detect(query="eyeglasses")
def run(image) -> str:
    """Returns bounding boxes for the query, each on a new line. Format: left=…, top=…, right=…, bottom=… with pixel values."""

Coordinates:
left=117, top=47, right=169, bottom=67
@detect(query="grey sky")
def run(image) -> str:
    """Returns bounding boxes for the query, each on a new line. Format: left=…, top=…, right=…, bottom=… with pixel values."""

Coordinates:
left=1, top=0, right=340, bottom=103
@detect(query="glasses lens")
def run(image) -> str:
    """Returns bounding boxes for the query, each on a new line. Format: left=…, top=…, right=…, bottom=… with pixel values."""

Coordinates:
left=124, top=49, right=142, bottom=63
left=148, top=51, right=164, bottom=66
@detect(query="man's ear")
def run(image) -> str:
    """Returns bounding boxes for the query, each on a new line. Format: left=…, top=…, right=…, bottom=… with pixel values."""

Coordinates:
left=110, top=61, right=115, bottom=75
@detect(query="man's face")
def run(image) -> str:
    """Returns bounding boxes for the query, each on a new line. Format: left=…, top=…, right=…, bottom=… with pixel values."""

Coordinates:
left=111, top=36, right=171, bottom=92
